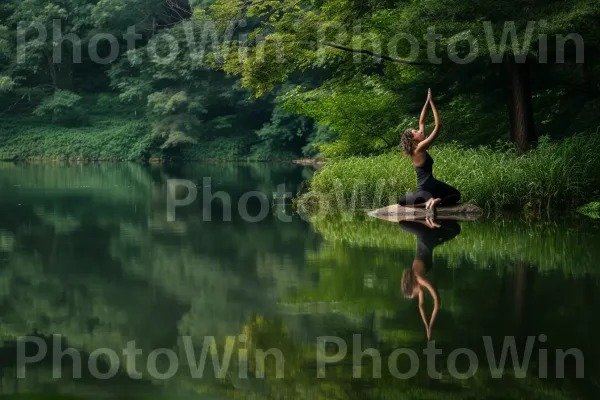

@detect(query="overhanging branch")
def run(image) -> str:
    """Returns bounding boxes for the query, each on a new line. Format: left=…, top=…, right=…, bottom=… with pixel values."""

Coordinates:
left=322, top=42, right=429, bottom=66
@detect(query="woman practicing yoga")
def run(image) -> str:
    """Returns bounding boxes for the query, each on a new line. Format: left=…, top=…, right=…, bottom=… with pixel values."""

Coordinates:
left=399, top=89, right=461, bottom=210
left=399, top=219, right=461, bottom=340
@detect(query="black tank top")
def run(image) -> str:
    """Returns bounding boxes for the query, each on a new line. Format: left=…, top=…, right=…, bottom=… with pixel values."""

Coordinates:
left=399, top=220, right=462, bottom=272
left=415, top=152, right=434, bottom=188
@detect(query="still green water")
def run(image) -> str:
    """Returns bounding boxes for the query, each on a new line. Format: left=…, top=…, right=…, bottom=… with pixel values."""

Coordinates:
left=0, top=162, right=599, bottom=399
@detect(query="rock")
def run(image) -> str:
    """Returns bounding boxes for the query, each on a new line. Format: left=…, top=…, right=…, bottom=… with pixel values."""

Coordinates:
left=367, top=203, right=483, bottom=222
left=292, top=159, right=326, bottom=169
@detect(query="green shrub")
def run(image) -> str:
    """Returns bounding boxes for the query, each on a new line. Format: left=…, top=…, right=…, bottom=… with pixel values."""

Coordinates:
left=302, top=124, right=336, bottom=158
left=0, top=113, right=151, bottom=161
left=299, top=131, right=600, bottom=214
left=0, top=76, right=15, bottom=93
left=33, top=90, right=88, bottom=126
left=182, top=136, right=251, bottom=161
left=95, top=93, right=124, bottom=113
left=578, top=202, right=600, bottom=219
left=248, top=141, right=297, bottom=161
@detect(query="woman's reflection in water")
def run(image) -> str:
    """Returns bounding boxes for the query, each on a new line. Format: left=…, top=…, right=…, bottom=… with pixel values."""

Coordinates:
left=400, top=219, right=461, bottom=340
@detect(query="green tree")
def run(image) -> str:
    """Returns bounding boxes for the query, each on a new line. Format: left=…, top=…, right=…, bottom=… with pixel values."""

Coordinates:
left=206, top=0, right=600, bottom=152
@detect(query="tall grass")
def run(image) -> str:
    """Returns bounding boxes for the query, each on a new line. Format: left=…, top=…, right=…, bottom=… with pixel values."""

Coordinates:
left=300, top=132, right=600, bottom=214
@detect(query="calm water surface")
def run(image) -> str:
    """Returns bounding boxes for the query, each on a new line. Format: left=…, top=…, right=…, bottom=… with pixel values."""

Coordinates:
left=0, top=162, right=599, bottom=399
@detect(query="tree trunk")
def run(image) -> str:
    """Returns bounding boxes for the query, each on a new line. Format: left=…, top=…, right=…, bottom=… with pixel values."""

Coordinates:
left=505, top=56, right=537, bottom=151
left=512, top=262, right=536, bottom=338
left=56, top=52, right=74, bottom=91
left=582, top=62, right=598, bottom=94
left=46, top=54, right=58, bottom=88
left=46, top=51, right=74, bottom=91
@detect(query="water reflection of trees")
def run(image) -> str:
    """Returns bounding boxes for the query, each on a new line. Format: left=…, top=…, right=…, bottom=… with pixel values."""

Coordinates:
left=287, top=215, right=600, bottom=399
left=0, top=163, right=598, bottom=398
left=0, top=163, right=318, bottom=396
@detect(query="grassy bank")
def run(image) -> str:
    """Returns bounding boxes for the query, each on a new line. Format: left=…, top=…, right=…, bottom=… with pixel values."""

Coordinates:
left=0, top=116, right=297, bottom=162
left=299, top=132, right=600, bottom=214
left=0, top=114, right=152, bottom=161
left=0, top=93, right=299, bottom=162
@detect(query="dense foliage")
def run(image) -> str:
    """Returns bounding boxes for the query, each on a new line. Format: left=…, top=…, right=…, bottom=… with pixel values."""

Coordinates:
left=1, top=0, right=599, bottom=161
left=0, top=0, right=325, bottom=161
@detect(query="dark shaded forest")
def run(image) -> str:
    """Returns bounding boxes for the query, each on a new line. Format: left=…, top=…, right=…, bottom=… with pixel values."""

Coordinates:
left=1, top=0, right=599, bottom=162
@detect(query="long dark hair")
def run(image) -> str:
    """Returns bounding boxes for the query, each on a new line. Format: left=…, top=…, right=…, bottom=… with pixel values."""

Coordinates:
left=401, top=269, right=418, bottom=298
left=401, top=129, right=416, bottom=155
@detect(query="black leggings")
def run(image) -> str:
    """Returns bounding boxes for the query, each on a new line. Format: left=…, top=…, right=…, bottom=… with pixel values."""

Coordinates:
left=399, top=220, right=462, bottom=267
left=398, top=179, right=461, bottom=207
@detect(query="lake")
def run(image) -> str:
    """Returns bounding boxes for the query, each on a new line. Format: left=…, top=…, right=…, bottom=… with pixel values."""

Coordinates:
left=0, top=162, right=599, bottom=399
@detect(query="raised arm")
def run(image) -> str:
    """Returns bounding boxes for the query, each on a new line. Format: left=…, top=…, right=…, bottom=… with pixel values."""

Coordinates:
left=418, top=289, right=429, bottom=335
left=427, top=287, right=440, bottom=340
left=416, top=275, right=440, bottom=341
left=418, top=92, right=430, bottom=134
left=416, top=91, right=441, bottom=151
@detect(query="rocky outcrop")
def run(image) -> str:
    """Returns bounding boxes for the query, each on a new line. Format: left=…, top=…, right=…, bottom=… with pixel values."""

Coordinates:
left=367, top=203, right=484, bottom=222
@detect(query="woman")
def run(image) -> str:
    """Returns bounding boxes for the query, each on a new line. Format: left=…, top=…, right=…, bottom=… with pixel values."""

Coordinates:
left=399, top=219, right=461, bottom=340
left=398, top=89, right=461, bottom=210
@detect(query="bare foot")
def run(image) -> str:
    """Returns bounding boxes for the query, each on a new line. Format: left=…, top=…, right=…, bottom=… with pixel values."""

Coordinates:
left=425, top=217, right=441, bottom=228
left=428, top=198, right=442, bottom=209
left=424, top=198, right=434, bottom=209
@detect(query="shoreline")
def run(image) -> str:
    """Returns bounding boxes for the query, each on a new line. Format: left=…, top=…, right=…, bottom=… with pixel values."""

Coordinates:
left=0, top=157, right=319, bottom=164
